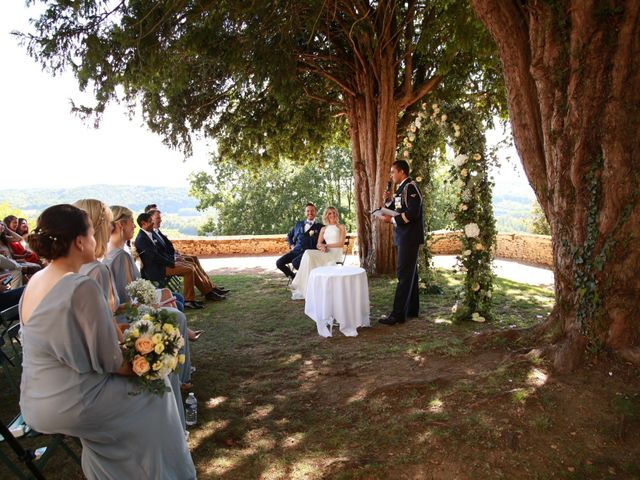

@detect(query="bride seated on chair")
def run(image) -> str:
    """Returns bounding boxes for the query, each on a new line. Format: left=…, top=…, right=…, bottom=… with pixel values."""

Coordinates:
left=290, top=206, right=346, bottom=300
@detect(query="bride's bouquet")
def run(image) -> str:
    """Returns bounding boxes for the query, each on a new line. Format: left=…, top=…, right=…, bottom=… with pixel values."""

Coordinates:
left=126, top=278, right=157, bottom=306
left=121, top=306, right=185, bottom=395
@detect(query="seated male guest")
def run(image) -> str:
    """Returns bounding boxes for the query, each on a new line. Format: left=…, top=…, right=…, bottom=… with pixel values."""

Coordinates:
left=276, top=203, right=324, bottom=280
left=145, top=205, right=228, bottom=299
left=134, top=212, right=205, bottom=309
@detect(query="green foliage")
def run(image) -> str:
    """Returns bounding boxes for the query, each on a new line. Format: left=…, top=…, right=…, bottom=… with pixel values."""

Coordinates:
left=527, top=200, right=551, bottom=235
left=19, top=0, right=505, bottom=163
left=0, top=202, right=27, bottom=223
left=400, top=100, right=497, bottom=321
left=190, top=147, right=354, bottom=235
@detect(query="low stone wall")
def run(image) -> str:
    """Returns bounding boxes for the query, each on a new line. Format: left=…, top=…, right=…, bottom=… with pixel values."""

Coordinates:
left=172, top=234, right=358, bottom=257
left=172, top=231, right=553, bottom=268
left=495, top=232, right=553, bottom=268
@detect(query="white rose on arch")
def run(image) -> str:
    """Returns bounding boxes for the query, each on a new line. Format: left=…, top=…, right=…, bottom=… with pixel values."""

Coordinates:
left=453, top=154, right=468, bottom=167
left=464, top=223, right=480, bottom=238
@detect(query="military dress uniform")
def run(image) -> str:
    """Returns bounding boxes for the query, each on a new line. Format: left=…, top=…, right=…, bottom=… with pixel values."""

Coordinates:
left=385, top=177, right=424, bottom=322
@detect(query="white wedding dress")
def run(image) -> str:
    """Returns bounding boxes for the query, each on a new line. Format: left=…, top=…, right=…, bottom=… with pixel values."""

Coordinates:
left=290, top=225, right=343, bottom=300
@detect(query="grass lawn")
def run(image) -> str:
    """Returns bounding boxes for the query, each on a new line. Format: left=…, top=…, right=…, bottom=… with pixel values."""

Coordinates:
left=1, top=268, right=639, bottom=479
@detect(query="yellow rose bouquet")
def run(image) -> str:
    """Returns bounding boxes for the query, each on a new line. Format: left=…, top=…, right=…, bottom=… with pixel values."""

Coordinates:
left=122, top=307, right=185, bottom=395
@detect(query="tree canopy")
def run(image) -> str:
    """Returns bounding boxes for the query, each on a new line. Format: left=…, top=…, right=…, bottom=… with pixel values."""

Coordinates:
left=20, top=0, right=505, bottom=272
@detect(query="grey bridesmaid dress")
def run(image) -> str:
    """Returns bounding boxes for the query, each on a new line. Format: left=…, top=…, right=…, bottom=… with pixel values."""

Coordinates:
left=103, top=248, right=192, bottom=385
left=19, top=274, right=196, bottom=479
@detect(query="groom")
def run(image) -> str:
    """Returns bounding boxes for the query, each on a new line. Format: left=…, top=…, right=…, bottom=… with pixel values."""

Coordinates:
left=276, top=203, right=324, bottom=280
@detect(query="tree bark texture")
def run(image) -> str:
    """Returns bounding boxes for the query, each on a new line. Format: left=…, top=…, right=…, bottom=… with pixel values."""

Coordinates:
left=469, top=0, right=640, bottom=369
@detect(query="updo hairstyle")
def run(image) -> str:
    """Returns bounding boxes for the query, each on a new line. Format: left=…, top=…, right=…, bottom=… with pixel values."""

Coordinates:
left=72, top=199, right=113, bottom=259
left=26, top=204, right=90, bottom=261
left=110, top=205, right=134, bottom=226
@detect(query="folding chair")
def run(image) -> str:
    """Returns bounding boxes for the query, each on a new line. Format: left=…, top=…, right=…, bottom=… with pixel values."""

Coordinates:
left=0, top=413, right=82, bottom=479
left=1, top=306, right=21, bottom=394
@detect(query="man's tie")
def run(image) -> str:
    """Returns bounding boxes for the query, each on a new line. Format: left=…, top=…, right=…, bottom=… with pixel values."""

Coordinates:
left=154, top=231, right=167, bottom=248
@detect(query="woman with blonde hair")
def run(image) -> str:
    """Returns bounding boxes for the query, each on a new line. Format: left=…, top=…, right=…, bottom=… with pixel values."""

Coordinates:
left=290, top=206, right=346, bottom=300
left=105, top=205, right=195, bottom=389
left=74, top=199, right=191, bottom=428
left=19, top=204, right=196, bottom=479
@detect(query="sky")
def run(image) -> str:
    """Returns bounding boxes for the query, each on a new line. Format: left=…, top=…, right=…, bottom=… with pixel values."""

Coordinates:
left=1, top=2, right=532, bottom=196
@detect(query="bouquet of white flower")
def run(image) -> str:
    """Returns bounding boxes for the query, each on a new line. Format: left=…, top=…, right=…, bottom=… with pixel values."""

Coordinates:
left=122, top=307, right=185, bottom=395
left=126, top=278, right=157, bottom=306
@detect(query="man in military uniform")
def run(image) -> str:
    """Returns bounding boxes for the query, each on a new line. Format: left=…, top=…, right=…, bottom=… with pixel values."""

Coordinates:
left=379, top=160, right=424, bottom=325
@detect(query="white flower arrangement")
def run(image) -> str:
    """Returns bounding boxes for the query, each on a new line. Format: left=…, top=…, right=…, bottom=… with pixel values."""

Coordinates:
left=126, top=278, right=157, bottom=305
left=453, top=154, right=468, bottom=167
left=122, top=308, right=185, bottom=395
left=464, top=223, right=480, bottom=238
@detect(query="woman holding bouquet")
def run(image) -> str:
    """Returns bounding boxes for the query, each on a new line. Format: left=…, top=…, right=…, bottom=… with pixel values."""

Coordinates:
left=74, top=199, right=191, bottom=427
left=105, top=206, right=196, bottom=382
left=19, top=204, right=196, bottom=479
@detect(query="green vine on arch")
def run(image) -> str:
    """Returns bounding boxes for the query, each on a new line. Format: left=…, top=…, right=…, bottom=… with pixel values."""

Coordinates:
left=398, top=102, right=496, bottom=322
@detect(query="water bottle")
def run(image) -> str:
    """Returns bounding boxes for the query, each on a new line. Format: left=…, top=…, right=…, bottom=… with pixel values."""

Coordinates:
left=185, top=392, right=198, bottom=426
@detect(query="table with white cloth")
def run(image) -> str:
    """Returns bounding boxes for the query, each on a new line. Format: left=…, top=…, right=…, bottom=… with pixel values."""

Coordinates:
left=304, top=265, right=370, bottom=337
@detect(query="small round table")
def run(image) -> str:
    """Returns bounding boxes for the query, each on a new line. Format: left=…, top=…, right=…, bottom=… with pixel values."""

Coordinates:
left=304, top=265, right=370, bottom=337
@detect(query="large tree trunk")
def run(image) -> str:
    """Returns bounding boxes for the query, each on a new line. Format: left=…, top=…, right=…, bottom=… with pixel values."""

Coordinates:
left=346, top=58, right=397, bottom=274
left=469, top=0, right=640, bottom=369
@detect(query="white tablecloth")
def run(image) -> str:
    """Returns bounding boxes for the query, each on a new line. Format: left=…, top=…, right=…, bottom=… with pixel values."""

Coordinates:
left=304, top=266, right=370, bottom=337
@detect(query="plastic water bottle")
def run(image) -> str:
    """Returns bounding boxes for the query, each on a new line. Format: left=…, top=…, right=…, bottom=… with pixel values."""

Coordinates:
left=185, top=393, right=198, bottom=426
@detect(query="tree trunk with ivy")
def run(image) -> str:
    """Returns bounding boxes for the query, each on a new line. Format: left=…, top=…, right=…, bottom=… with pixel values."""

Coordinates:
left=470, top=0, right=640, bottom=369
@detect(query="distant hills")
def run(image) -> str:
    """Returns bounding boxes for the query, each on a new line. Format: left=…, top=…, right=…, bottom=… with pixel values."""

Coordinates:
left=0, top=181, right=537, bottom=234
left=0, top=185, right=199, bottom=216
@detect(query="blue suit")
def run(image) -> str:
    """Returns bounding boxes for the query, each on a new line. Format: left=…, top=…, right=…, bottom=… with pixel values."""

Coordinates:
left=386, top=177, right=424, bottom=320
left=134, top=229, right=175, bottom=283
left=276, top=220, right=324, bottom=278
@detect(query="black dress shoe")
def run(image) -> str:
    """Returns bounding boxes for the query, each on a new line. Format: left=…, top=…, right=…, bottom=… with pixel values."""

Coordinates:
left=205, top=291, right=226, bottom=301
left=193, top=301, right=205, bottom=307
left=184, top=301, right=204, bottom=309
left=379, top=315, right=406, bottom=325
left=213, top=287, right=230, bottom=295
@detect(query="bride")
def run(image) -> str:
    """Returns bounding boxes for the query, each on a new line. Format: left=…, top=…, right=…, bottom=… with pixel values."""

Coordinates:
left=290, top=206, right=346, bottom=300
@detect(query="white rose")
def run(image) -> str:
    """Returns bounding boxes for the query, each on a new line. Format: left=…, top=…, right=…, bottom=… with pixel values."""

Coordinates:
left=441, top=114, right=447, bottom=122
left=415, top=176, right=423, bottom=182
left=459, top=204, right=468, bottom=211
left=464, top=223, right=480, bottom=238
left=453, top=154, right=468, bottom=167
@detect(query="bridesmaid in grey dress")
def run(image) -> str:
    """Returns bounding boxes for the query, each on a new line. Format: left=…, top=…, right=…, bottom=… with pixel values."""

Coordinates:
left=20, top=204, right=196, bottom=479
left=104, top=205, right=193, bottom=387
left=73, top=199, right=189, bottom=430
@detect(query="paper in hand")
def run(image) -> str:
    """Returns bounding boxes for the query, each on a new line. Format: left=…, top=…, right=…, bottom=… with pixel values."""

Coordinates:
left=371, top=207, right=400, bottom=217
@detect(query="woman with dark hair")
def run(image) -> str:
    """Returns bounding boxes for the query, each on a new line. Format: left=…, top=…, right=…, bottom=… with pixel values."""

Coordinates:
left=17, top=218, right=29, bottom=237
left=0, top=221, right=41, bottom=279
left=3, top=215, right=42, bottom=266
left=19, top=204, right=196, bottom=479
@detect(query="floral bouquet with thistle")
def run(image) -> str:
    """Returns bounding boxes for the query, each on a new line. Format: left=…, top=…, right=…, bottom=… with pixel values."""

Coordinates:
left=125, top=278, right=157, bottom=306
left=121, top=306, right=185, bottom=395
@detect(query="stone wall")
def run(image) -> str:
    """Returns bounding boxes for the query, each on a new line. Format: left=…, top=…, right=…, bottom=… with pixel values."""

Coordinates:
left=172, top=231, right=553, bottom=268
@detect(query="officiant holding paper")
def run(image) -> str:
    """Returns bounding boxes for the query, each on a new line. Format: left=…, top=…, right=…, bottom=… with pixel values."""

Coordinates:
left=376, top=160, right=424, bottom=325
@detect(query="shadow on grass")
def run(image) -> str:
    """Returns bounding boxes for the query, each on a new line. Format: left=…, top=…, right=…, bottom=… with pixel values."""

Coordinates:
left=3, top=270, right=638, bottom=479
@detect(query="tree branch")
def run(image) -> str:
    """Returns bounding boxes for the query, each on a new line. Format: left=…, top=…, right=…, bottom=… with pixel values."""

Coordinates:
left=394, top=74, right=441, bottom=112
